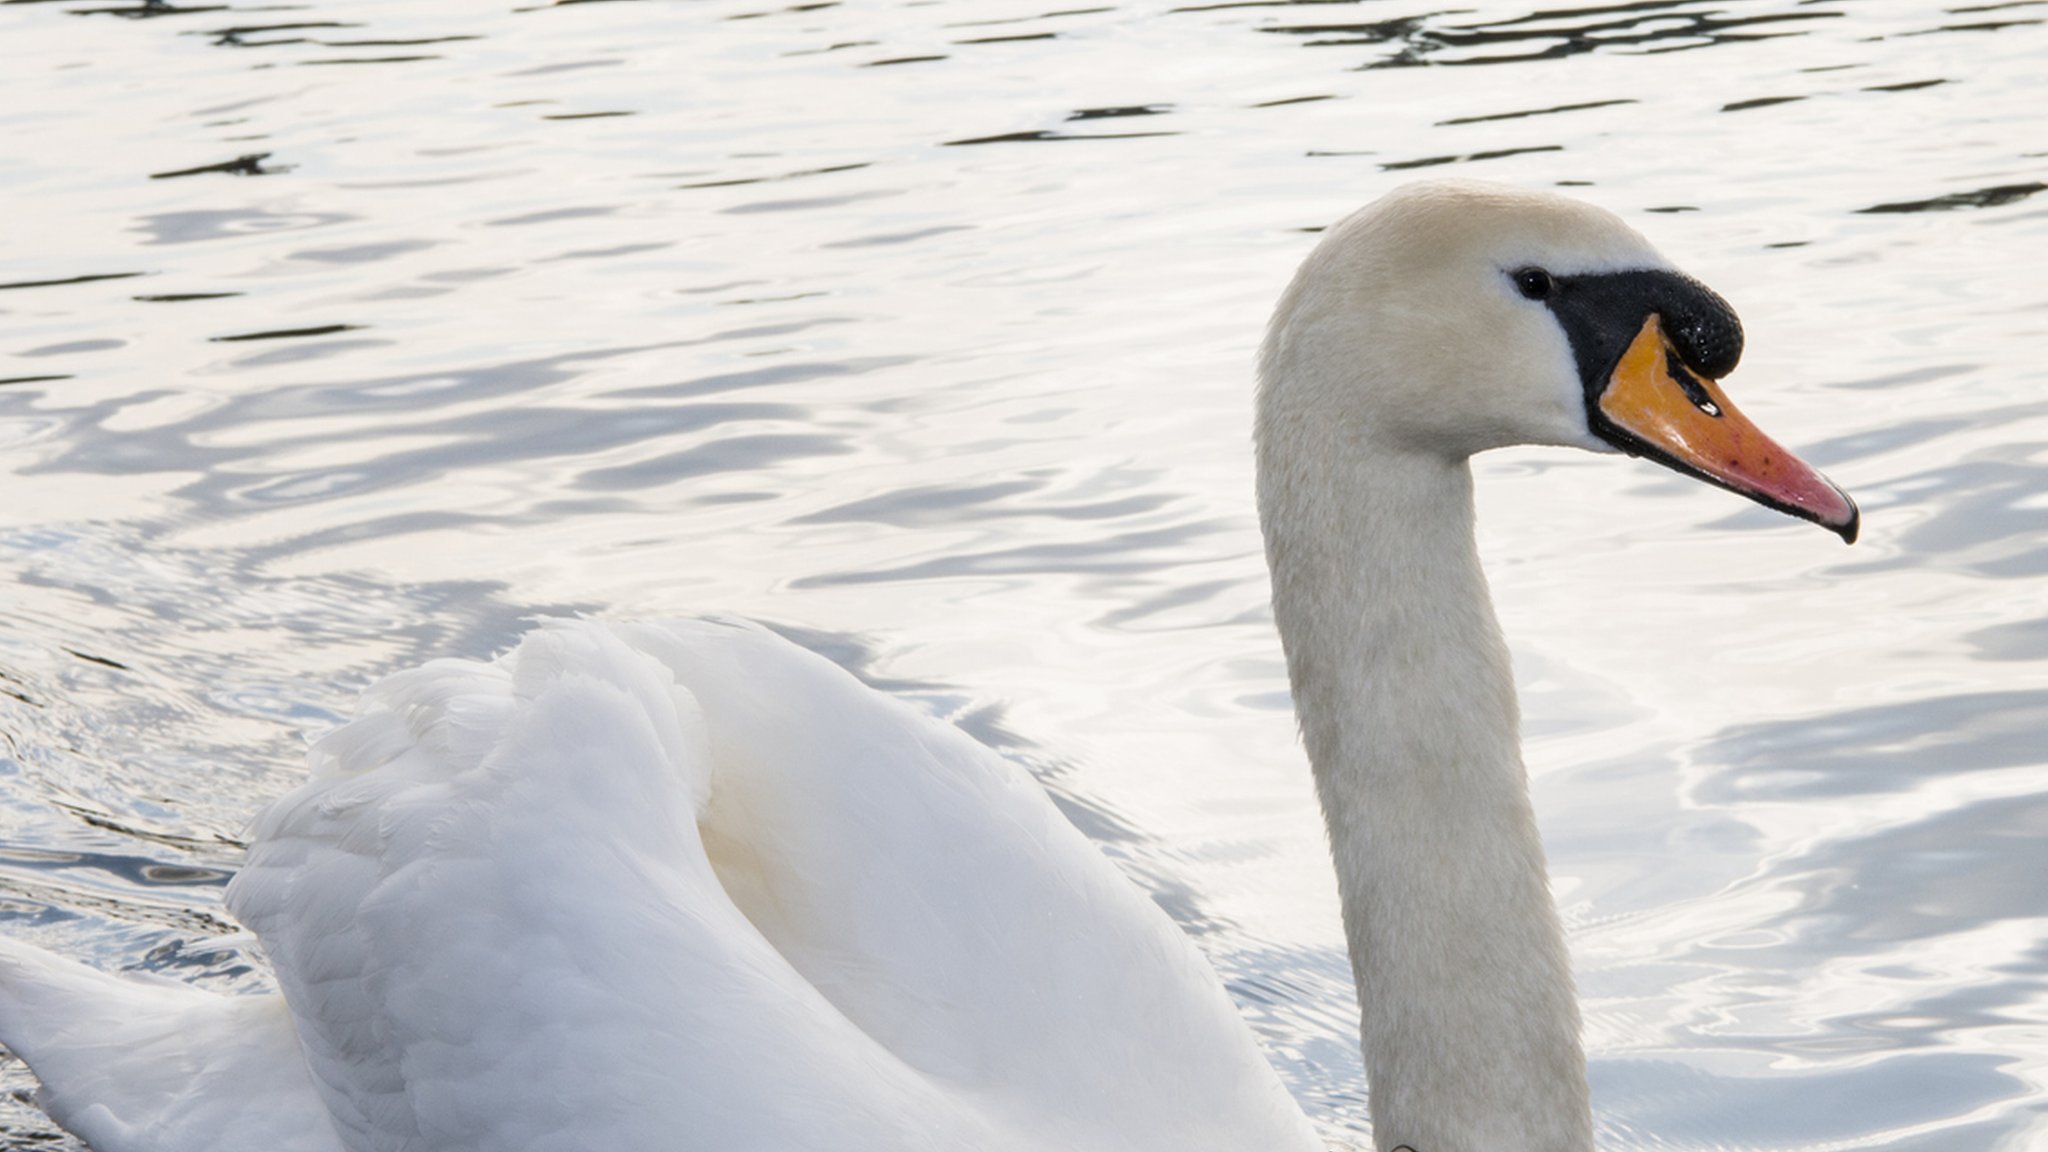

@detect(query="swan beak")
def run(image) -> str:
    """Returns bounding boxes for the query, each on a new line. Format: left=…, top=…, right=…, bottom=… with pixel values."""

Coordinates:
left=1595, top=315, right=1860, bottom=543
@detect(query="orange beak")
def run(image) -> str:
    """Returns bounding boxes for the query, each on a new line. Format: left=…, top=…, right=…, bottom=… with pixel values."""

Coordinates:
left=1596, top=315, right=1859, bottom=543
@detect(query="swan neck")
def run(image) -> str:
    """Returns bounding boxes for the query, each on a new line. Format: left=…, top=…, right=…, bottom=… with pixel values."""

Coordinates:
left=1258, top=428, right=1592, bottom=1152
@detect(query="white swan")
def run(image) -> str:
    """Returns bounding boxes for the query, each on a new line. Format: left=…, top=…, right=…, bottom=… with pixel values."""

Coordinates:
left=0, top=181, right=1855, bottom=1152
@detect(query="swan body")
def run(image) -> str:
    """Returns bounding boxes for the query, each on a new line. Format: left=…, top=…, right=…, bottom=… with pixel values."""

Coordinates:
left=3, top=618, right=1319, bottom=1152
left=0, top=181, right=1855, bottom=1152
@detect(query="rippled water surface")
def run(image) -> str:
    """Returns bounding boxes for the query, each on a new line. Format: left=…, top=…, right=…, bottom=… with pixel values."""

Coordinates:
left=3, top=0, right=2046, bottom=1147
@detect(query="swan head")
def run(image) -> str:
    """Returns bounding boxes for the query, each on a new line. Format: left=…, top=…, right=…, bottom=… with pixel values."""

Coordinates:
left=1259, top=180, right=1858, bottom=542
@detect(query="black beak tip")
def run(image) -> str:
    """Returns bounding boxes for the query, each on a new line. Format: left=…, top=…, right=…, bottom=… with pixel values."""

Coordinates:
left=1832, top=501, right=1861, bottom=546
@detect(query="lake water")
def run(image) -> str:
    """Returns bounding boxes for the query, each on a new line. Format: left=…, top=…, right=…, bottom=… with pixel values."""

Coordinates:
left=2, top=0, right=2045, bottom=1147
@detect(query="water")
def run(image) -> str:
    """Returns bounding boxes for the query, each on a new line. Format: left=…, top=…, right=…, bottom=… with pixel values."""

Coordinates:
left=1, top=0, right=2044, bottom=1146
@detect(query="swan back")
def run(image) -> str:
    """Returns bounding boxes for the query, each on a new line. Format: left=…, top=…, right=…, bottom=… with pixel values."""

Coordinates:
left=226, top=619, right=1321, bottom=1152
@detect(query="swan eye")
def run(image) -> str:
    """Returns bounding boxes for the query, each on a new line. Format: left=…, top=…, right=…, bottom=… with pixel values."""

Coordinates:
left=1512, top=267, right=1554, bottom=300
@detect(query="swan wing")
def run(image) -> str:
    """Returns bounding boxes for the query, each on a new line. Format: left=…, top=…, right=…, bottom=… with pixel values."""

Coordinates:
left=210, top=617, right=1313, bottom=1152
left=0, top=938, right=343, bottom=1152
left=228, top=620, right=1001, bottom=1152
left=617, top=618, right=1319, bottom=1152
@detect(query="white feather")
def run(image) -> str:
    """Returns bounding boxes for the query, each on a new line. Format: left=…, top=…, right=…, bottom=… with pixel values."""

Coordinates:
left=5, top=618, right=1317, bottom=1152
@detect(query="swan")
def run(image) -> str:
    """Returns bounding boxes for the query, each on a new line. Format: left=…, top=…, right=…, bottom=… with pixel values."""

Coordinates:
left=0, top=180, right=1856, bottom=1152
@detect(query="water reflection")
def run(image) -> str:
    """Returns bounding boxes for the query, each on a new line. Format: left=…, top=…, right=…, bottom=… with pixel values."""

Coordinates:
left=0, top=273, right=148, bottom=292
left=1436, top=98, right=1637, bottom=124
left=1860, top=181, right=2048, bottom=213
left=148, top=153, right=287, bottom=180
left=134, top=208, right=357, bottom=246
left=1698, top=691, right=2048, bottom=801
left=1783, top=789, right=2048, bottom=944
left=1248, top=0, right=1845, bottom=68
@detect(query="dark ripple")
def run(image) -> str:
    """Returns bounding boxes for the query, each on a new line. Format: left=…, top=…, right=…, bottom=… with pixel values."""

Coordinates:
left=299, top=54, right=440, bottom=66
left=1099, top=577, right=1248, bottom=629
left=1597, top=1055, right=2029, bottom=1147
left=224, top=338, right=387, bottom=369
left=133, top=935, right=257, bottom=981
left=289, top=239, right=437, bottom=263
left=1901, top=15, right=2044, bottom=32
left=487, top=205, right=615, bottom=227
left=949, top=103, right=1179, bottom=147
left=0, top=845, right=230, bottom=889
left=20, top=340, right=123, bottom=357
left=133, top=207, right=355, bottom=246
left=222, top=403, right=809, bottom=504
left=211, top=323, right=365, bottom=342
left=719, top=190, right=896, bottom=215
left=323, top=35, right=481, bottom=47
left=946, top=128, right=1179, bottom=146
left=790, top=523, right=1225, bottom=587
left=942, top=6, right=1111, bottom=27
left=1248, top=0, right=1844, bottom=68
left=793, top=478, right=1176, bottom=527
left=1785, top=789, right=2048, bottom=944
left=616, top=354, right=913, bottom=400
left=1697, top=689, right=2048, bottom=802
left=1381, top=143, right=1563, bottom=170
left=194, top=20, right=353, bottom=47
left=1826, top=363, right=1981, bottom=396
left=792, top=479, right=1043, bottom=526
left=0, top=326, right=893, bottom=552
left=1858, top=181, right=2048, bottom=213
left=0, top=273, right=146, bottom=293
left=675, top=161, right=871, bottom=191
left=541, top=241, right=673, bottom=261
left=67, top=1, right=229, bottom=19
left=1962, top=616, right=2048, bottom=661
left=573, top=432, right=853, bottom=490
left=1722, top=95, right=1805, bottom=111
left=1437, top=97, right=1634, bottom=124
left=954, top=31, right=1057, bottom=44
left=821, top=225, right=972, bottom=248
left=1844, top=456, right=2048, bottom=578
left=1068, top=104, right=1172, bottom=120
left=0, top=876, right=236, bottom=935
